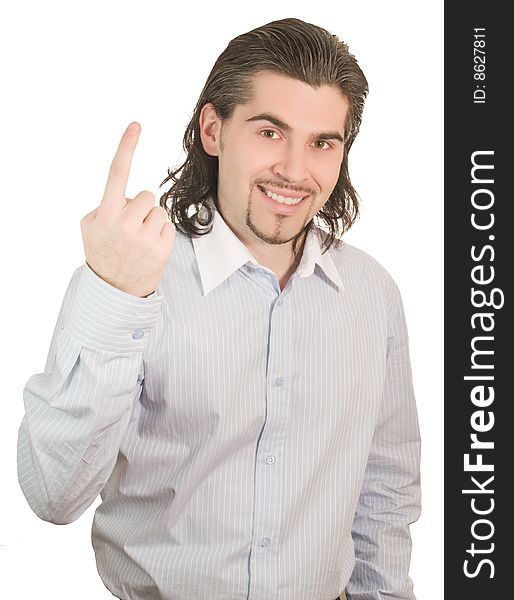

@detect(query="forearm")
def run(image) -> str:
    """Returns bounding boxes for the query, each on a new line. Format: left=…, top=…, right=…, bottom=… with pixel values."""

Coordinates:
left=348, top=279, right=421, bottom=599
left=17, top=340, right=143, bottom=523
left=348, top=436, right=421, bottom=599
left=17, top=263, right=162, bottom=524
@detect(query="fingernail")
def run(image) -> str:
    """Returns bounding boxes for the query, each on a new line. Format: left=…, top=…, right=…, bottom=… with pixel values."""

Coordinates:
left=127, top=122, right=140, bottom=134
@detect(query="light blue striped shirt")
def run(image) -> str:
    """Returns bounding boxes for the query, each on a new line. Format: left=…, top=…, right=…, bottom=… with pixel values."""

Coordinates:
left=18, top=208, right=421, bottom=600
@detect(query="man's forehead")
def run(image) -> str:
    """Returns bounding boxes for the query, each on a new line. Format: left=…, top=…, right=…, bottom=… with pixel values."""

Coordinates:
left=245, top=69, right=346, bottom=100
left=237, top=70, right=349, bottom=133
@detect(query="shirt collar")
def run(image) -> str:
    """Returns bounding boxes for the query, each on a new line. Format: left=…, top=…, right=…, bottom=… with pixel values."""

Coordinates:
left=295, top=225, right=345, bottom=291
left=192, top=206, right=345, bottom=295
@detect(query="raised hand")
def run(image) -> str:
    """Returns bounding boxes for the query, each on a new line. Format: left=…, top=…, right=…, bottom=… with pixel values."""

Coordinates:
left=80, top=122, right=176, bottom=298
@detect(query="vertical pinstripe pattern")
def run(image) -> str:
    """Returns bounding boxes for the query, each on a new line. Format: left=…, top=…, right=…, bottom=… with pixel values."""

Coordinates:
left=17, top=208, right=421, bottom=600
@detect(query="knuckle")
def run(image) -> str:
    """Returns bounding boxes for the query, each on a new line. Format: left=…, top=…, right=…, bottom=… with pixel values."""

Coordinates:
left=118, top=212, right=136, bottom=233
left=80, top=207, right=97, bottom=225
left=119, top=216, right=136, bottom=233
left=151, top=205, right=168, bottom=219
left=140, top=190, right=155, bottom=203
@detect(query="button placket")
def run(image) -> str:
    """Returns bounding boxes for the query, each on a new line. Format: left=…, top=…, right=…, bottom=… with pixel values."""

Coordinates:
left=248, top=289, right=292, bottom=600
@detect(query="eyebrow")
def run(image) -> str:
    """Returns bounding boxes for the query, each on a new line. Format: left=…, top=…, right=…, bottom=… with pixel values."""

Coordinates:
left=246, top=113, right=345, bottom=143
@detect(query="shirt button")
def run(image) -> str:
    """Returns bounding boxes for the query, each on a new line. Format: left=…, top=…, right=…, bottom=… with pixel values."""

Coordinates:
left=277, top=299, right=283, bottom=307
left=260, top=537, right=271, bottom=547
left=275, top=376, right=284, bottom=387
left=266, top=455, right=276, bottom=465
left=132, top=329, right=144, bottom=340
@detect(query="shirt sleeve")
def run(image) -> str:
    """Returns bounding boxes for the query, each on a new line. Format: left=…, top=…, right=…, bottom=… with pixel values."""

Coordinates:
left=17, top=263, right=163, bottom=524
left=347, top=279, right=422, bottom=600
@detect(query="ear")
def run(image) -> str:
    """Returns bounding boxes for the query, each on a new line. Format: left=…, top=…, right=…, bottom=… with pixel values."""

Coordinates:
left=199, top=103, right=223, bottom=156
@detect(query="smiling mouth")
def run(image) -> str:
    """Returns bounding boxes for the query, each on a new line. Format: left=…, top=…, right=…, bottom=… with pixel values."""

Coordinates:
left=257, top=185, right=308, bottom=206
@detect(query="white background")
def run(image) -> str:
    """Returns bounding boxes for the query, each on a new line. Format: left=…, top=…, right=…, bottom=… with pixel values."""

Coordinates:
left=0, top=1, right=443, bottom=598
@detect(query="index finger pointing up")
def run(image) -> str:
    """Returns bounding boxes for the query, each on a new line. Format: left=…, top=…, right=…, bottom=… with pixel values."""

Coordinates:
left=101, top=122, right=141, bottom=206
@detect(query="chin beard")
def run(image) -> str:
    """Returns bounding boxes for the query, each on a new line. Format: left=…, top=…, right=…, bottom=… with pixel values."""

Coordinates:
left=245, top=206, right=310, bottom=246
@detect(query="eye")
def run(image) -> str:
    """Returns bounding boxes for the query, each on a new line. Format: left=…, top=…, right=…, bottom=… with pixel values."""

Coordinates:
left=260, top=129, right=280, bottom=140
left=312, top=139, right=333, bottom=150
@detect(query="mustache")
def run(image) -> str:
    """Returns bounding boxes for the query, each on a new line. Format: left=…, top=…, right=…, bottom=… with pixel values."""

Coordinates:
left=254, top=179, right=316, bottom=197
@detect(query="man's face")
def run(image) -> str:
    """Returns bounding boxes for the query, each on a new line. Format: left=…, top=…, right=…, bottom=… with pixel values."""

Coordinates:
left=201, top=70, right=349, bottom=249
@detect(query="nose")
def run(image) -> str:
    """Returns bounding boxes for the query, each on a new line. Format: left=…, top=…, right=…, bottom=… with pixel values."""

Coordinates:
left=272, top=140, right=310, bottom=184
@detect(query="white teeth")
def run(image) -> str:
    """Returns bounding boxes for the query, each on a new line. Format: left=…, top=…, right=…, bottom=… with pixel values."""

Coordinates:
left=263, top=188, right=304, bottom=205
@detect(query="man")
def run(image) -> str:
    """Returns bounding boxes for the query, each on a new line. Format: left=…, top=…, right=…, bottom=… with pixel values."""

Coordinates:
left=18, top=17, right=421, bottom=600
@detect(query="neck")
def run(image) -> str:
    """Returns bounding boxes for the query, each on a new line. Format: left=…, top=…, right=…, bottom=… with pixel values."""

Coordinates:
left=245, top=230, right=308, bottom=290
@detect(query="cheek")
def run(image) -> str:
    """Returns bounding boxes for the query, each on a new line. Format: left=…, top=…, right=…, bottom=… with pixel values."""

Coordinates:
left=241, top=140, right=277, bottom=177
left=316, top=158, right=343, bottom=192
left=220, top=138, right=268, bottom=184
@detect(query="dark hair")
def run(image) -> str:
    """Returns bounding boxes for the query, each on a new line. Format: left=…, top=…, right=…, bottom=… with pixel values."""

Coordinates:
left=159, top=17, right=369, bottom=253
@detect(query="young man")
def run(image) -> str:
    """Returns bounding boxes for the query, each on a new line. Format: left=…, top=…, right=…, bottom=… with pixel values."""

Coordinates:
left=18, top=18, right=421, bottom=600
